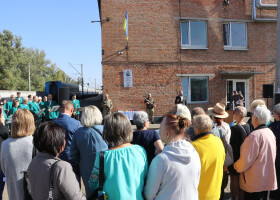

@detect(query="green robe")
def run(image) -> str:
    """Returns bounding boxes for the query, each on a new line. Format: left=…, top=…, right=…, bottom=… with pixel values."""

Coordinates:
left=71, top=99, right=80, bottom=114
left=29, top=102, right=40, bottom=114
left=18, top=104, right=30, bottom=110
left=44, top=101, right=59, bottom=120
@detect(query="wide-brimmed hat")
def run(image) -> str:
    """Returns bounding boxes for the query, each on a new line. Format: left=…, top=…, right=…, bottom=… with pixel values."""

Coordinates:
left=208, top=103, right=229, bottom=119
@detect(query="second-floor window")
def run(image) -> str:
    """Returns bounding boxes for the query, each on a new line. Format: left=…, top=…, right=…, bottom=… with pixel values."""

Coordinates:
left=223, top=22, right=247, bottom=50
left=181, top=21, right=207, bottom=49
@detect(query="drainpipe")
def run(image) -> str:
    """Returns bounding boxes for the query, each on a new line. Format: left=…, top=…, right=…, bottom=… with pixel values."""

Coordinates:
left=255, top=0, right=277, bottom=9
left=252, top=0, right=277, bottom=22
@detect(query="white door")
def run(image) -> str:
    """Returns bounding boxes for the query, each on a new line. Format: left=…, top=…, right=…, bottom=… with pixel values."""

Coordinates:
left=226, top=79, right=249, bottom=111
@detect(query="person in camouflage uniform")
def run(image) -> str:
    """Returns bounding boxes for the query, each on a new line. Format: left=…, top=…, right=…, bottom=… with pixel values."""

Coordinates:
left=102, top=94, right=113, bottom=117
left=144, top=93, right=155, bottom=123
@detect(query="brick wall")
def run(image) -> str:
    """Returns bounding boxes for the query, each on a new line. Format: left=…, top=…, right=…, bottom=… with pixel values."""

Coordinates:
left=101, top=0, right=277, bottom=115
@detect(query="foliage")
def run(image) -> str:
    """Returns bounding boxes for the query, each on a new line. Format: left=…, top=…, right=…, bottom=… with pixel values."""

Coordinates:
left=0, top=30, right=77, bottom=91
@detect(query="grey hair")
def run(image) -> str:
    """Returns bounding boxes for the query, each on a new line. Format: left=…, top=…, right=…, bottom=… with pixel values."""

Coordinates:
left=103, top=112, right=133, bottom=146
left=133, top=111, right=149, bottom=130
left=253, top=106, right=271, bottom=125
left=81, top=106, right=103, bottom=127
left=233, top=106, right=247, bottom=118
left=22, top=97, right=28, bottom=103
left=193, top=114, right=213, bottom=133
left=273, top=103, right=280, bottom=117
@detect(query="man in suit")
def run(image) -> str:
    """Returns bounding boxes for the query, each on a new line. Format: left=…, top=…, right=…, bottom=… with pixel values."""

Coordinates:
left=175, top=91, right=187, bottom=105
left=53, top=100, right=82, bottom=178
left=44, top=94, right=58, bottom=120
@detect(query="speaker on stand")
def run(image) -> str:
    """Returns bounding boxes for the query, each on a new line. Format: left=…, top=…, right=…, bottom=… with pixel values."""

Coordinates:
left=58, top=88, right=70, bottom=105
left=263, top=84, right=274, bottom=109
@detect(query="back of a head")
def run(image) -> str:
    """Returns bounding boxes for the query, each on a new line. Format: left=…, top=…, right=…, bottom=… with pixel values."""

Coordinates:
left=33, top=122, right=65, bottom=157
left=60, top=100, right=73, bottom=113
left=133, top=111, right=149, bottom=130
left=193, top=115, right=213, bottom=133
left=250, top=99, right=267, bottom=112
left=81, top=105, right=103, bottom=127
left=273, top=103, right=280, bottom=118
left=103, top=112, right=133, bottom=147
left=165, top=104, right=192, bottom=134
left=191, top=107, right=205, bottom=119
left=253, top=106, right=271, bottom=125
left=233, top=106, right=247, bottom=118
left=12, top=109, right=35, bottom=138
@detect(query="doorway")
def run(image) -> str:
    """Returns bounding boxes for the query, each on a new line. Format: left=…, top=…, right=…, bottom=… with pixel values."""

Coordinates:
left=226, top=79, right=249, bottom=111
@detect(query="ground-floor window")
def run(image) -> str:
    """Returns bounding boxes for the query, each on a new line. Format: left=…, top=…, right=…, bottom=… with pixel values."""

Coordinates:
left=182, top=76, right=209, bottom=103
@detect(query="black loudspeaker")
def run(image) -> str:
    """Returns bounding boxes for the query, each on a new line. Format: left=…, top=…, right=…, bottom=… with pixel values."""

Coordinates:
left=58, top=88, right=69, bottom=104
left=275, top=93, right=280, bottom=105
left=263, top=84, right=274, bottom=98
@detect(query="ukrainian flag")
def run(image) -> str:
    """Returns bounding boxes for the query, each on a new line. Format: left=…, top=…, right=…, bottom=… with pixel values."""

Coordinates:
left=123, top=10, right=128, bottom=41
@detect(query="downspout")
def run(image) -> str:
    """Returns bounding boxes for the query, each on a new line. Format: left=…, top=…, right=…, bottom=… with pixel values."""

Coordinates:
left=252, top=0, right=277, bottom=22
left=256, top=0, right=277, bottom=9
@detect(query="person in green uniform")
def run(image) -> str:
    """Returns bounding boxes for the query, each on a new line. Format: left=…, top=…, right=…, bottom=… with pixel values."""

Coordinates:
left=44, top=94, right=58, bottom=121
left=10, top=100, right=19, bottom=115
left=18, top=97, right=30, bottom=110
left=71, top=94, right=80, bottom=120
left=27, top=94, right=33, bottom=106
left=29, top=96, right=40, bottom=115
left=6, top=94, right=15, bottom=116
left=15, top=92, right=23, bottom=104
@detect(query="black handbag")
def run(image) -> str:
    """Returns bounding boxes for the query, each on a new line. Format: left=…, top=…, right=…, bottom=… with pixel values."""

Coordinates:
left=23, top=146, right=37, bottom=200
left=88, top=151, right=106, bottom=200
left=48, top=160, right=59, bottom=200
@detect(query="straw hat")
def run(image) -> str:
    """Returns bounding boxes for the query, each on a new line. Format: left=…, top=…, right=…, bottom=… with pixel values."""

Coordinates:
left=208, top=103, right=229, bottom=119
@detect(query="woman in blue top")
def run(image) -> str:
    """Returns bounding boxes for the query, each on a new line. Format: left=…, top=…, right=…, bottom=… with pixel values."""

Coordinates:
left=70, top=105, right=108, bottom=198
left=89, top=112, right=148, bottom=200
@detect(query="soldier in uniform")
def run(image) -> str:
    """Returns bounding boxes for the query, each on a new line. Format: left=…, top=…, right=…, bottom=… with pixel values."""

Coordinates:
left=102, top=94, right=113, bottom=117
left=144, top=93, right=155, bottom=123
left=71, top=94, right=80, bottom=120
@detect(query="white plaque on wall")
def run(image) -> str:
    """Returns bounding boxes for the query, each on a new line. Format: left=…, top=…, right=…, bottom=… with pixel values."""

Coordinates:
left=124, top=69, right=133, bottom=87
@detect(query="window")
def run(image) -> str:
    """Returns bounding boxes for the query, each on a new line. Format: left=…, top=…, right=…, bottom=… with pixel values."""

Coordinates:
left=181, top=21, right=207, bottom=49
left=223, top=22, right=247, bottom=50
left=182, top=77, right=209, bottom=103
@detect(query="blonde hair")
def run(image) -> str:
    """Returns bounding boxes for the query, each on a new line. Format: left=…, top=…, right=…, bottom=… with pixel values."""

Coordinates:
left=250, top=99, right=266, bottom=112
left=11, top=109, right=35, bottom=138
left=193, top=115, right=213, bottom=133
left=233, top=106, right=247, bottom=118
left=81, top=106, right=103, bottom=127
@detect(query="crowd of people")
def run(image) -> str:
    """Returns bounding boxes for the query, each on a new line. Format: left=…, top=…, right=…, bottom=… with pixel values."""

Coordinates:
left=0, top=91, right=279, bottom=200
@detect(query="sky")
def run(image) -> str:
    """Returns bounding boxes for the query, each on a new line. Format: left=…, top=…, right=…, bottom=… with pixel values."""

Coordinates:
left=0, top=0, right=102, bottom=89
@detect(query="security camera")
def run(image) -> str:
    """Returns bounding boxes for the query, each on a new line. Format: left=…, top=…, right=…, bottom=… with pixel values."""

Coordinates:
left=224, top=0, right=230, bottom=5
left=118, top=51, right=123, bottom=55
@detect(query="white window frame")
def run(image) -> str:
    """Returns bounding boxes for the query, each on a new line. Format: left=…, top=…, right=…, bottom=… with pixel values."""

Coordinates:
left=223, top=22, right=248, bottom=51
left=182, top=76, right=209, bottom=104
left=181, top=20, right=208, bottom=50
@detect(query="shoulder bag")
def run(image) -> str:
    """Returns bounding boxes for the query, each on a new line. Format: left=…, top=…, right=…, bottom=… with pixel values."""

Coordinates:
left=218, top=128, right=234, bottom=167
left=48, top=160, right=59, bottom=200
left=88, top=151, right=106, bottom=200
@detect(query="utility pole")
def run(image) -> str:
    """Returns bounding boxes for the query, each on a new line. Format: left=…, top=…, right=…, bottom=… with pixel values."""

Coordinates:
left=28, top=64, right=31, bottom=91
left=95, top=78, right=97, bottom=93
left=81, top=64, right=84, bottom=96
left=276, top=0, right=280, bottom=104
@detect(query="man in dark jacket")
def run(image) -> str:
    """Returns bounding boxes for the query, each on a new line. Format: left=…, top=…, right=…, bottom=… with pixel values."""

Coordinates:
left=53, top=100, right=82, bottom=178
left=175, top=91, right=187, bottom=105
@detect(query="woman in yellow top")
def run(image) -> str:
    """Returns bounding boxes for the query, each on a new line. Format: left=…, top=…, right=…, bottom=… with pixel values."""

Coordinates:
left=192, top=115, right=225, bottom=200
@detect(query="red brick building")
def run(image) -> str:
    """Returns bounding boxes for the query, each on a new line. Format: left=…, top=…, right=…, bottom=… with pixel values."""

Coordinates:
left=98, top=0, right=277, bottom=116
